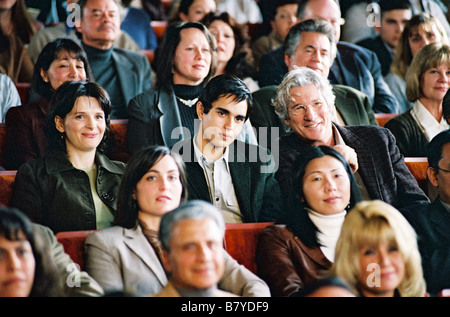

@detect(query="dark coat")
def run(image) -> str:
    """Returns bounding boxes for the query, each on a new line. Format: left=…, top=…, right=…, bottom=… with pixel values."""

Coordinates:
left=275, top=124, right=430, bottom=209
left=175, top=138, right=286, bottom=223
left=5, top=97, right=49, bottom=170
left=400, top=198, right=450, bottom=295
left=11, top=150, right=125, bottom=233
left=357, top=35, right=393, bottom=77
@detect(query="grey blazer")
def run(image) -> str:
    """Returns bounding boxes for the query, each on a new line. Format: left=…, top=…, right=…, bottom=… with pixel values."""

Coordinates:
left=84, top=225, right=271, bottom=297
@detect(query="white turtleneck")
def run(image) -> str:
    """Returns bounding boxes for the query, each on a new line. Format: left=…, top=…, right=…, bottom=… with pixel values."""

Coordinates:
left=308, top=209, right=347, bottom=262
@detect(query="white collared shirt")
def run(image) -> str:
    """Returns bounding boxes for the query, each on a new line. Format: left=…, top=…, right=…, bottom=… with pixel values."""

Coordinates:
left=193, top=137, right=243, bottom=223
left=411, top=100, right=450, bottom=141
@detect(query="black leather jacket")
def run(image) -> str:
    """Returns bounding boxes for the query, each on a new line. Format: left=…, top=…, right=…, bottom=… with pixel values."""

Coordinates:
left=11, top=150, right=125, bottom=233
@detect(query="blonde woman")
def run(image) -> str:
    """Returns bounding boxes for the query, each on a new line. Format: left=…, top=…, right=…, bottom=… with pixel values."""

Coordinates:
left=330, top=200, right=427, bottom=297
left=385, top=13, right=448, bottom=112
left=385, top=42, right=450, bottom=157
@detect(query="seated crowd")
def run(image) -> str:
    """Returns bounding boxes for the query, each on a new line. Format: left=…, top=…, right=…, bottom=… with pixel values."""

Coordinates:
left=0, top=0, right=449, bottom=298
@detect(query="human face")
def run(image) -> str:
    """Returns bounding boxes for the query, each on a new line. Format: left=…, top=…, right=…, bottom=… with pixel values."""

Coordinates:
left=163, top=218, right=224, bottom=290
left=409, top=23, right=442, bottom=56
left=197, top=94, right=248, bottom=156
left=285, top=31, right=332, bottom=77
left=430, top=143, right=450, bottom=204
left=55, top=96, right=106, bottom=155
left=0, top=233, right=35, bottom=297
left=77, top=0, right=121, bottom=49
left=284, top=84, right=334, bottom=146
left=208, top=20, right=235, bottom=66
left=135, top=155, right=183, bottom=223
left=419, top=63, right=450, bottom=104
left=40, top=50, right=87, bottom=91
left=0, top=0, right=16, bottom=11
left=358, top=242, right=405, bottom=297
left=302, top=155, right=350, bottom=215
left=180, top=0, right=216, bottom=22
left=301, top=0, right=343, bottom=42
left=172, top=28, right=212, bottom=85
left=376, top=10, right=412, bottom=49
left=271, top=3, right=299, bottom=40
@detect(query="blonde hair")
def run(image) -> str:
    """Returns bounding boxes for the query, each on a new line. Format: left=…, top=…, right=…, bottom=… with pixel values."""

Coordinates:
left=330, top=200, right=426, bottom=297
left=391, top=13, right=448, bottom=79
left=405, top=42, right=450, bottom=102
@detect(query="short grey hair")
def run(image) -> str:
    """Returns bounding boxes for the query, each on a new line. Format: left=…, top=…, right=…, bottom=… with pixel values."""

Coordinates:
left=284, top=19, right=337, bottom=64
left=274, top=66, right=336, bottom=122
left=159, top=200, right=225, bottom=251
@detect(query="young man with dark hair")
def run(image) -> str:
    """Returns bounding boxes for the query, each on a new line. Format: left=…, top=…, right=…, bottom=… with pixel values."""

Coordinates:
left=173, top=74, right=284, bottom=224
left=357, top=0, right=412, bottom=76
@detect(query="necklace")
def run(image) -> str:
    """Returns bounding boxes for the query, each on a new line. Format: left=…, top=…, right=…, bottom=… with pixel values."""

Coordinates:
left=177, top=97, right=198, bottom=107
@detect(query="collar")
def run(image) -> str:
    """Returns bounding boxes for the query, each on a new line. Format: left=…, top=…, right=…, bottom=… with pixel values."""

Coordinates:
left=44, top=150, right=123, bottom=175
left=193, top=134, right=230, bottom=166
left=411, top=100, right=449, bottom=141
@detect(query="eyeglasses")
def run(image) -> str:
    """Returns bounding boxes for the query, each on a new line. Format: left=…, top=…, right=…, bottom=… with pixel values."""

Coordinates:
left=437, top=166, right=450, bottom=173
left=288, top=101, right=324, bottom=116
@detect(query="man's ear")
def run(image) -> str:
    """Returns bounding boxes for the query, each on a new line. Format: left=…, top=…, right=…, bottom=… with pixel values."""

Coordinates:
left=427, top=166, right=439, bottom=188
left=284, top=54, right=292, bottom=70
left=284, top=117, right=291, bottom=127
left=196, top=101, right=204, bottom=120
left=161, top=250, right=172, bottom=273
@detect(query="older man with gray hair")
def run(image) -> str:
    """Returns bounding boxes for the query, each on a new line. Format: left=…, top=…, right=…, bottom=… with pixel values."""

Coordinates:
left=274, top=66, right=429, bottom=213
left=154, top=200, right=237, bottom=297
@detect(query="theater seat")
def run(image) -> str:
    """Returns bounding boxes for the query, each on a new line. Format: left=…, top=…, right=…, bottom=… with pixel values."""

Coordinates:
left=0, top=170, right=17, bottom=207
left=404, top=157, right=428, bottom=194
left=224, top=222, right=274, bottom=274
left=56, top=230, right=96, bottom=270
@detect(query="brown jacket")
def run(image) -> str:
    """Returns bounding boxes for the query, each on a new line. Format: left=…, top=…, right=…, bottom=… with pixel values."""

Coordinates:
left=256, top=224, right=332, bottom=297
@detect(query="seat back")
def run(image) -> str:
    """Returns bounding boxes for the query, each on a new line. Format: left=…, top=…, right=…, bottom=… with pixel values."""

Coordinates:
left=109, top=119, right=130, bottom=163
left=374, top=113, right=398, bottom=127
left=223, top=222, right=274, bottom=274
left=404, top=157, right=428, bottom=194
left=15, top=82, right=31, bottom=104
left=55, top=230, right=96, bottom=270
left=0, top=170, right=17, bottom=206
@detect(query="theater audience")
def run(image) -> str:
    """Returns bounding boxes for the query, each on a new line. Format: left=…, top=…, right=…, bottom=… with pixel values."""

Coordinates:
left=385, top=13, right=449, bottom=113
left=5, top=38, right=92, bottom=170
left=251, top=0, right=299, bottom=69
left=127, top=21, right=255, bottom=153
left=399, top=129, right=450, bottom=295
left=273, top=67, right=429, bottom=211
left=174, top=74, right=284, bottom=223
left=153, top=200, right=237, bottom=297
left=216, top=0, right=263, bottom=24
left=0, top=206, right=64, bottom=297
left=330, top=200, right=427, bottom=297
left=202, top=11, right=259, bottom=91
left=27, top=0, right=141, bottom=64
left=258, top=0, right=399, bottom=114
left=385, top=42, right=450, bottom=157
left=76, top=0, right=153, bottom=119
left=251, top=19, right=377, bottom=146
left=84, top=145, right=270, bottom=296
left=10, top=81, right=125, bottom=233
left=257, top=145, right=362, bottom=296
left=0, top=73, right=21, bottom=123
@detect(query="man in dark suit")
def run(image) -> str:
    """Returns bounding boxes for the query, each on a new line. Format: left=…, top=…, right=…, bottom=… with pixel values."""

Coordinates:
left=401, top=130, right=450, bottom=295
left=76, top=0, right=153, bottom=119
left=251, top=19, right=377, bottom=146
left=273, top=67, right=429, bottom=211
left=258, top=0, right=399, bottom=113
left=173, top=74, right=285, bottom=224
left=356, top=0, right=412, bottom=76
